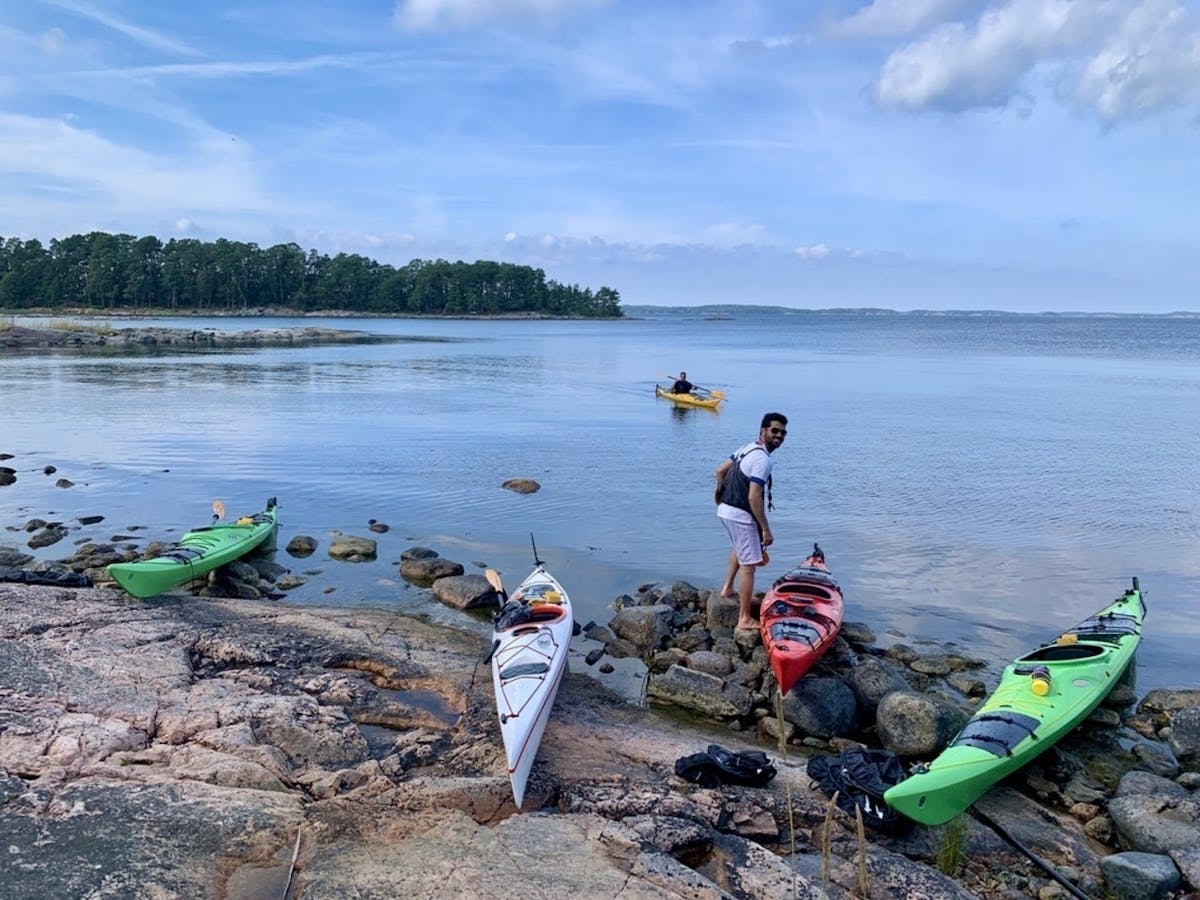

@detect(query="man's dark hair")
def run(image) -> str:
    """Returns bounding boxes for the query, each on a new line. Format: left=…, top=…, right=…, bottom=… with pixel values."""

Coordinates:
left=761, top=412, right=788, bottom=429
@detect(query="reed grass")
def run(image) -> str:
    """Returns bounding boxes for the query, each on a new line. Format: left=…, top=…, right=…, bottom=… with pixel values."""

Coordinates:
left=47, top=319, right=115, bottom=335
left=772, top=691, right=800, bottom=897
left=936, top=816, right=967, bottom=877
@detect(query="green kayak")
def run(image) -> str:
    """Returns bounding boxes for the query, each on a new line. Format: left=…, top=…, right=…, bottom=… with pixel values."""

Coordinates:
left=107, top=498, right=278, bottom=598
left=884, top=578, right=1145, bottom=826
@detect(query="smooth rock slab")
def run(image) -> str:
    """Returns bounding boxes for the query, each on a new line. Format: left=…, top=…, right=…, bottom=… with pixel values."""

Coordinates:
left=0, top=779, right=302, bottom=899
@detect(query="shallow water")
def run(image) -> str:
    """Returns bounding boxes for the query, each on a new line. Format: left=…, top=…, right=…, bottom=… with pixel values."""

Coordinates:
left=3, top=309, right=1198, bottom=695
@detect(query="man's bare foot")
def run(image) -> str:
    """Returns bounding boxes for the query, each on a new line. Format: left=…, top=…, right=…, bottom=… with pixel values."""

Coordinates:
left=735, top=618, right=757, bottom=631
left=720, top=589, right=738, bottom=599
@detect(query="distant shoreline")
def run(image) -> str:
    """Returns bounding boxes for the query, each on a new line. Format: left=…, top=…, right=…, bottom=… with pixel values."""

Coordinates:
left=1, top=307, right=624, bottom=321
left=4, top=305, right=1199, bottom=319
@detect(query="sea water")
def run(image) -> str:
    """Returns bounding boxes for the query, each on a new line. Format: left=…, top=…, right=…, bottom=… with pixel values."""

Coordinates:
left=3, top=309, right=1198, bottom=694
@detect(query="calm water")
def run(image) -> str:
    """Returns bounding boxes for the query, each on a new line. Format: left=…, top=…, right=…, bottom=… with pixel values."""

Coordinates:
left=3, top=310, right=1199, bottom=695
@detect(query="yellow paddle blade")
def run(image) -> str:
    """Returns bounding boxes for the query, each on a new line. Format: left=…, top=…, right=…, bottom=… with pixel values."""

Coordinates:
left=484, top=568, right=505, bottom=594
left=212, top=500, right=226, bottom=521
left=709, top=390, right=726, bottom=400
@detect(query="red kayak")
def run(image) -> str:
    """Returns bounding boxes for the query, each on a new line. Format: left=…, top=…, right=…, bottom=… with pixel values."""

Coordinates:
left=758, top=544, right=844, bottom=695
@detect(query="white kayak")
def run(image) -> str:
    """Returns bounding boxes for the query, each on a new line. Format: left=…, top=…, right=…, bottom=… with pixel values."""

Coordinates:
left=490, top=564, right=573, bottom=808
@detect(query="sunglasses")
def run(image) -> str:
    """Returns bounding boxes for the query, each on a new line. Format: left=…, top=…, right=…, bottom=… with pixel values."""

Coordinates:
left=768, top=427, right=787, bottom=436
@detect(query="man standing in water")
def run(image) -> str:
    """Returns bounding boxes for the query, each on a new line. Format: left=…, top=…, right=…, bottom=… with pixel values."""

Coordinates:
left=715, top=412, right=788, bottom=630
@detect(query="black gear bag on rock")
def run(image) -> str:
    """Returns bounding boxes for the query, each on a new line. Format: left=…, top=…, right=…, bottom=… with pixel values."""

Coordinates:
left=806, top=747, right=909, bottom=833
left=674, top=744, right=777, bottom=788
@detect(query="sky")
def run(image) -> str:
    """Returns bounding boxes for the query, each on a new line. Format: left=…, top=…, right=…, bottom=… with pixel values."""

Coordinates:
left=1, top=0, right=1199, bottom=312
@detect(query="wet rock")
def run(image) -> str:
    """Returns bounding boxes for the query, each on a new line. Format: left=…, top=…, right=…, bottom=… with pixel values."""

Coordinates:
left=501, top=478, right=540, bottom=494
left=430, top=574, right=498, bottom=610
left=780, top=676, right=859, bottom=739
left=286, top=535, right=318, bottom=557
left=78, top=515, right=104, bottom=526
left=704, top=592, right=738, bottom=631
left=0, top=546, right=34, bottom=567
left=0, top=467, right=15, bottom=486
left=839, top=620, right=876, bottom=645
left=43, top=465, right=57, bottom=475
left=398, top=556, right=464, bottom=585
left=647, top=647, right=687, bottom=672
left=1137, top=688, right=1200, bottom=728
left=367, top=519, right=389, bottom=533
left=844, top=655, right=911, bottom=716
left=1104, top=683, right=1138, bottom=711
left=909, top=654, right=953, bottom=676
left=646, top=664, right=753, bottom=719
left=1086, top=707, right=1123, bottom=728
left=1131, top=741, right=1181, bottom=779
left=399, top=546, right=438, bottom=561
left=55, top=478, right=74, bottom=488
left=1167, top=706, right=1200, bottom=772
left=671, top=627, right=709, bottom=653
left=686, top=650, right=732, bottom=678
left=328, top=535, right=377, bottom=562
left=609, top=604, right=672, bottom=651
left=28, top=525, right=69, bottom=549
left=603, top=637, right=640, bottom=659
left=581, top=622, right=614, bottom=644
left=668, top=581, right=701, bottom=609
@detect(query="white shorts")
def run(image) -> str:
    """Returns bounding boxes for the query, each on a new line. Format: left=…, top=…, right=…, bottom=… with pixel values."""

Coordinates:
left=721, top=516, right=763, bottom=566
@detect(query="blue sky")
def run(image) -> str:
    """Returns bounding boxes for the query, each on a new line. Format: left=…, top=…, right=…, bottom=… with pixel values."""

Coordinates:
left=2, top=0, right=1198, bottom=312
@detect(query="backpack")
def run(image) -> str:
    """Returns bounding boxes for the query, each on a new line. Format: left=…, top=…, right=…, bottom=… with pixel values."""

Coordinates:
left=674, top=744, right=778, bottom=788
left=806, top=747, right=909, bottom=833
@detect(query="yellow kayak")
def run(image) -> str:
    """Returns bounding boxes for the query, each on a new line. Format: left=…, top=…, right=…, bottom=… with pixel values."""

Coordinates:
left=655, top=385, right=723, bottom=409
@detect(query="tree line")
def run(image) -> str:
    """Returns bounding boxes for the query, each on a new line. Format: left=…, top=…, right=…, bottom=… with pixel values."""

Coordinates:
left=0, top=232, right=623, bottom=318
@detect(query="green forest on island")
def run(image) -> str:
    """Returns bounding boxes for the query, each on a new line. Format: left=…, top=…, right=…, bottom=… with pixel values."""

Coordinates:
left=0, top=232, right=623, bottom=317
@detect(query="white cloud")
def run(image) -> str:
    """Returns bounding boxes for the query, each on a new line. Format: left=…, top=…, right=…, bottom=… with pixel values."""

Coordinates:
left=834, top=0, right=979, bottom=38
left=38, top=27, right=70, bottom=58
left=42, top=0, right=204, bottom=57
left=395, top=0, right=611, bottom=31
left=1072, top=2, right=1200, bottom=119
left=794, top=244, right=832, bottom=259
left=867, top=0, right=1200, bottom=120
left=0, top=112, right=270, bottom=218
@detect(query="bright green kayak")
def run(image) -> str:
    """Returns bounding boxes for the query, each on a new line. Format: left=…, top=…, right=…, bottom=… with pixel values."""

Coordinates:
left=107, top=498, right=278, bottom=598
left=884, top=578, right=1145, bottom=826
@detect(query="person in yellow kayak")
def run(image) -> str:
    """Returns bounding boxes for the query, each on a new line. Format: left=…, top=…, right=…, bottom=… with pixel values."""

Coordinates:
left=714, top=412, right=788, bottom=630
left=670, top=372, right=695, bottom=394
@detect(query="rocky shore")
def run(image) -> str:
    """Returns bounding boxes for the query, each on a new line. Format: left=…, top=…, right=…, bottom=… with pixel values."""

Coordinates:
left=3, top=437, right=1199, bottom=897
left=0, top=322, right=399, bottom=351
left=2, top=514, right=1199, bottom=897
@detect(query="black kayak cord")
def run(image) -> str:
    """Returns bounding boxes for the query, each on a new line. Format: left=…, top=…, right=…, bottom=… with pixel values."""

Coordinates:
left=969, top=807, right=1092, bottom=900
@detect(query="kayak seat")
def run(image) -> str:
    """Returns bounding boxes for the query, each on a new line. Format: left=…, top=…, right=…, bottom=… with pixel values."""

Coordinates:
left=1020, top=644, right=1105, bottom=662
left=527, top=605, right=565, bottom=622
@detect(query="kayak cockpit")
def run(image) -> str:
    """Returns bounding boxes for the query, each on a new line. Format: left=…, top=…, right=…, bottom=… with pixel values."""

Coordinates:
left=1018, top=644, right=1107, bottom=663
